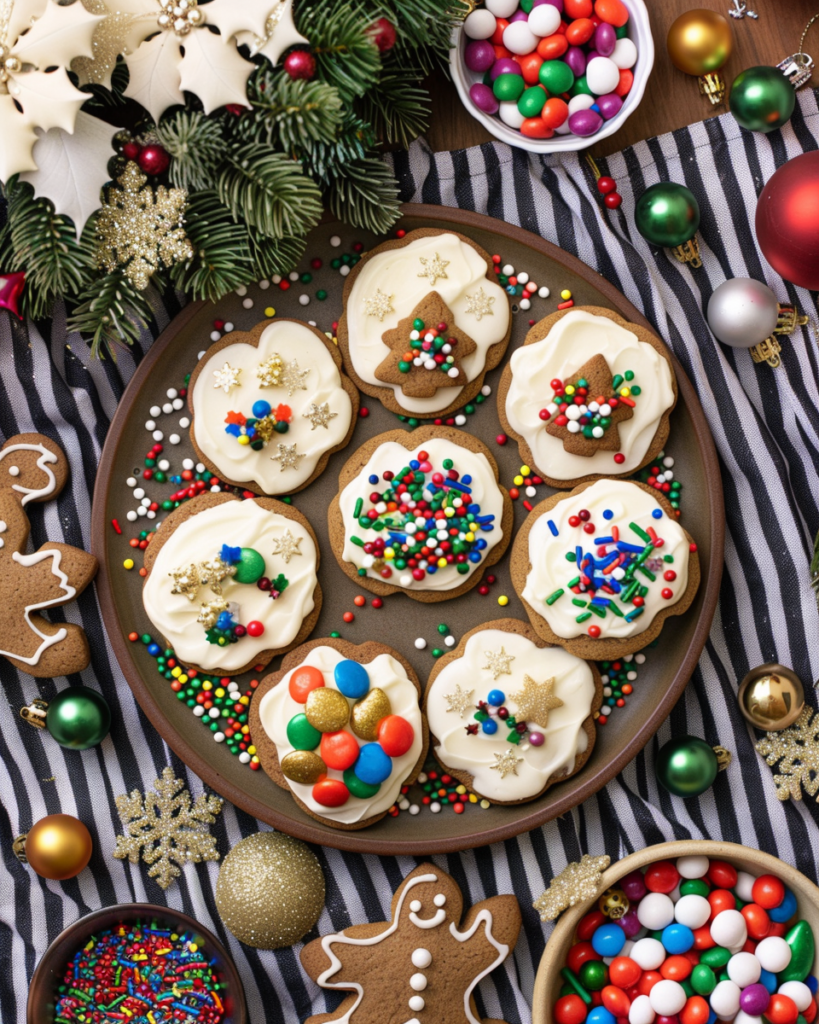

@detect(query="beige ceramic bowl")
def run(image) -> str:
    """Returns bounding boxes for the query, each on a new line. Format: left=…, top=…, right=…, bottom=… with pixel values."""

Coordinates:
left=533, top=840, right=819, bottom=1024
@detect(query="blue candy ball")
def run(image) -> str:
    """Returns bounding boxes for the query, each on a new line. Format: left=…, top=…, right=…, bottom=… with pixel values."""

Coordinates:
left=591, top=922, right=625, bottom=957
left=334, top=659, right=369, bottom=699
left=409, top=459, right=420, bottom=470
left=147, top=643, right=161, bottom=657
left=806, top=975, right=818, bottom=995
left=603, top=509, right=614, bottom=520
left=661, top=923, right=694, bottom=955
left=481, top=719, right=498, bottom=735
left=768, top=887, right=797, bottom=922
left=368, top=474, right=379, bottom=485
left=759, top=968, right=777, bottom=993
left=652, top=508, right=663, bottom=519
left=354, top=743, right=392, bottom=785
left=587, top=1009, right=616, bottom=1024
left=252, top=400, right=271, bottom=419
left=487, top=689, right=506, bottom=707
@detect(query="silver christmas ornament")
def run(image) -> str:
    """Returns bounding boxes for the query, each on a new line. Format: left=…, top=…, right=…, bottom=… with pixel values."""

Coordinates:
left=706, top=277, right=779, bottom=349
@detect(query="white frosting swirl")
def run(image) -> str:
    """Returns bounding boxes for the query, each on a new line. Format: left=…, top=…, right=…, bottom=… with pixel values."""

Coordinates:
left=345, top=233, right=509, bottom=415
left=505, top=309, right=675, bottom=480
left=522, top=479, right=691, bottom=641
left=258, top=645, right=424, bottom=824
left=142, top=500, right=317, bottom=672
left=191, top=320, right=353, bottom=494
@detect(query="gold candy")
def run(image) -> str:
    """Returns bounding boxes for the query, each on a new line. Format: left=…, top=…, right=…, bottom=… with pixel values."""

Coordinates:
left=599, top=887, right=629, bottom=920
left=351, top=687, right=391, bottom=740
left=281, top=751, right=327, bottom=785
left=305, top=687, right=350, bottom=733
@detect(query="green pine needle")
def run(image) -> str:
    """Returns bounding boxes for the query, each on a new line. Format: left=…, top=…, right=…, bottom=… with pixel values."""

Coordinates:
left=241, top=69, right=344, bottom=152
left=357, top=65, right=429, bottom=148
left=67, top=271, right=152, bottom=357
left=326, top=157, right=401, bottom=234
left=299, top=3, right=381, bottom=102
left=170, top=191, right=254, bottom=301
left=250, top=234, right=307, bottom=282
left=156, top=111, right=225, bottom=192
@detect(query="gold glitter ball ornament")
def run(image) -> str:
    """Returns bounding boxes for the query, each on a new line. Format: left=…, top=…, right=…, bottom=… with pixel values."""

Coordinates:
left=215, top=832, right=325, bottom=949
left=281, top=750, right=327, bottom=784
left=738, top=663, right=805, bottom=731
left=599, top=887, right=629, bottom=919
left=306, top=687, right=350, bottom=733
left=351, top=687, right=392, bottom=740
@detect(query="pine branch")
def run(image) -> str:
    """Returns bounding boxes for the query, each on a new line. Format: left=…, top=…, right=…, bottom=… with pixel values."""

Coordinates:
left=217, top=144, right=323, bottom=239
left=326, top=157, right=400, bottom=234
left=298, top=3, right=381, bottom=102
left=250, top=233, right=307, bottom=281
left=156, top=110, right=225, bottom=192
left=356, top=65, right=429, bottom=147
left=304, top=112, right=375, bottom=182
left=67, top=270, right=152, bottom=358
left=366, top=0, right=470, bottom=72
left=239, top=69, right=344, bottom=152
left=169, top=190, right=254, bottom=301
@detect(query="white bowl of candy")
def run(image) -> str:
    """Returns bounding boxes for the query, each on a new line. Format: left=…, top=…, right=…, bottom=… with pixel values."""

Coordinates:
left=451, top=0, right=654, bottom=153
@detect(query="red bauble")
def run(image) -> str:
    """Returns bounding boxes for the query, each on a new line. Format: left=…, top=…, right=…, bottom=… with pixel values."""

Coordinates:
left=283, top=49, right=316, bottom=80
left=370, top=17, right=397, bottom=52
left=123, top=141, right=141, bottom=161
left=0, top=271, right=25, bottom=319
left=137, top=144, right=170, bottom=176
left=755, top=151, right=819, bottom=291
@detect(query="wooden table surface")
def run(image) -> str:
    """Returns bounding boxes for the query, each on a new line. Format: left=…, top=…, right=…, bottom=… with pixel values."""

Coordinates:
left=425, top=0, right=817, bottom=157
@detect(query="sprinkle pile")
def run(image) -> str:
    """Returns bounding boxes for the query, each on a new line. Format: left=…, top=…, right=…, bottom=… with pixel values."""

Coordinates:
left=637, top=454, right=682, bottom=516
left=541, top=370, right=639, bottom=442
left=53, top=922, right=227, bottom=1023
left=596, top=651, right=645, bottom=722
left=224, top=401, right=292, bottom=448
left=389, top=766, right=492, bottom=817
left=397, top=317, right=462, bottom=377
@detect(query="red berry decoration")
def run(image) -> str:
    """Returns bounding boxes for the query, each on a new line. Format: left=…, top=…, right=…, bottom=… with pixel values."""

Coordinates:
left=369, top=17, right=397, bottom=52
left=137, top=144, right=170, bottom=176
left=123, top=141, right=141, bottom=161
left=284, top=49, right=316, bottom=80
left=597, top=175, right=617, bottom=194
left=605, top=192, right=623, bottom=209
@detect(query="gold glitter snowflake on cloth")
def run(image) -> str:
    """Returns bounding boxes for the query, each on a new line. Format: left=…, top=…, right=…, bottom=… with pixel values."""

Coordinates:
left=96, top=161, right=192, bottom=290
left=303, top=402, right=337, bottom=430
left=280, top=359, right=310, bottom=396
left=168, top=563, right=201, bottom=601
left=197, top=556, right=236, bottom=594
left=756, top=706, right=819, bottom=802
left=271, top=442, right=306, bottom=471
left=444, top=684, right=474, bottom=719
left=510, top=675, right=563, bottom=730
left=533, top=854, right=611, bottom=922
left=465, top=287, right=495, bottom=321
left=112, top=767, right=223, bottom=891
left=256, top=353, right=284, bottom=387
left=212, top=362, right=241, bottom=394
left=483, top=646, right=515, bottom=680
left=271, top=529, right=302, bottom=564
left=490, top=748, right=524, bottom=779
left=363, top=289, right=394, bottom=321
left=418, top=252, right=449, bottom=286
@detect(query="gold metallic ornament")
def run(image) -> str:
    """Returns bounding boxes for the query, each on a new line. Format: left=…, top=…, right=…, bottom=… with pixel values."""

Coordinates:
left=281, top=750, right=327, bottom=784
left=351, top=687, right=392, bottom=740
left=667, top=10, right=733, bottom=104
left=20, top=697, right=49, bottom=729
left=599, top=887, right=630, bottom=920
left=750, top=306, right=812, bottom=369
left=305, top=687, right=350, bottom=733
left=15, top=813, right=93, bottom=880
left=738, top=663, right=805, bottom=731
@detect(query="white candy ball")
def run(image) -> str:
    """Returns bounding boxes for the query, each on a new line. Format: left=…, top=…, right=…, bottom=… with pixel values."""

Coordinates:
left=727, top=952, right=761, bottom=988
left=710, top=980, right=741, bottom=1019
left=734, top=1013, right=763, bottom=1024
left=734, top=871, right=756, bottom=903
left=629, top=995, right=655, bottom=1024
left=710, top=909, right=747, bottom=950
left=586, top=56, right=621, bottom=96
left=677, top=855, right=710, bottom=879
left=778, top=982, right=813, bottom=1012
left=464, top=8, right=496, bottom=39
left=631, top=937, right=666, bottom=971
left=503, top=20, right=538, bottom=55
left=569, top=93, right=596, bottom=114
left=499, top=101, right=526, bottom=128
left=612, top=37, right=638, bottom=70
left=649, top=980, right=686, bottom=1017
left=675, top=894, right=711, bottom=930
left=669, top=885, right=682, bottom=904
left=527, top=3, right=561, bottom=37
left=485, top=0, right=518, bottom=16
left=755, top=936, right=792, bottom=973
left=637, top=893, right=675, bottom=931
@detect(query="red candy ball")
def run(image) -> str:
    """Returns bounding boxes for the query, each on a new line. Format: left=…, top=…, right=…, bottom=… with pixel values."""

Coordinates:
left=378, top=715, right=415, bottom=757
left=661, top=955, right=692, bottom=981
left=693, top=925, right=716, bottom=950
left=555, top=995, right=588, bottom=1024
left=137, top=144, right=170, bottom=176
left=320, top=731, right=360, bottom=771
left=681, top=997, right=710, bottom=1024
left=601, top=985, right=630, bottom=1017
left=767, top=994, right=799, bottom=1024
left=752, top=874, right=786, bottom=909
left=708, top=860, right=738, bottom=889
left=567, top=941, right=601, bottom=974
left=708, top=889, right=736, bottom=916
left=638, top=972, right=662, bottom=996
left=312, top=777, right=350, bottom=807
left=741, top=903, right=771, bottom=940
left=604, top=193, right=623, bottom=210
left=289, top=665, right=325, bottom=703
left=578, top=911, right=607, bottom=941
left=246, top=620, right=265, bottom=637
left=597, top=176, right=617, bottom=195
left=644, top=860, right=679, bottom=894
left=609, top=957, right=641, bottom=989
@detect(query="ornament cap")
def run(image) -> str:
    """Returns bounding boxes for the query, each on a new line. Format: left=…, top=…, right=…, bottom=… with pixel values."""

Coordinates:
left=671, top=237, right=702, bottom=268
left=12, top=833, right=28, bottom=863
left=20, top=697, right=49, bottom=729
left=699, top=71, right=727, bottom=104
left=738, top=662, right=805, bottom=730
left=750, top=337, right=782, bottom=367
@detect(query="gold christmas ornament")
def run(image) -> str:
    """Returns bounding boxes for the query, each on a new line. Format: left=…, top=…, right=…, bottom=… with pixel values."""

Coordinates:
left=215, top=832, right=325, bottom=949
left=281, top=750, right=327, bottom=784
left=599, top=887, right=630, bottom=919
left=306, top=687, right=350, bottom=733
left=756, top=707, right=819, bottom=802
left=15, top=813, right=93, bottom=880
left=533, top=854, right=611, bottom=922
left=351, top=687, right=392, bottom=740
left=667, top=9, right=733, bottom=104
left=738, top=663, right=805, bottom=731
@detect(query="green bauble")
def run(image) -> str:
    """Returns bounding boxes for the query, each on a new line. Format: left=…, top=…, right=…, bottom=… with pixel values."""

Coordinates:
left=234, top=547, right=266, bottom=584
left=635, top=182, right=701, bottom=248
left=46, top=686, right=111, bottom=749
left=655, top=735, right=718, bottom=797
left=730, top=66, right=795, bottom=134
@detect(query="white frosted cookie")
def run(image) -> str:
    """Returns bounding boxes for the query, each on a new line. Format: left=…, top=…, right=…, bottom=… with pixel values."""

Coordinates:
left=142, top=494, right=321, bottom=675
left=189, top=319, right=357, bottom=496
left=511, top=478, right=700, bottom=659
left=499, top=307, right=677, bottom=488
left=338, top=229, right=511, bottom=418
left=425, top=621, right=601, bottom=804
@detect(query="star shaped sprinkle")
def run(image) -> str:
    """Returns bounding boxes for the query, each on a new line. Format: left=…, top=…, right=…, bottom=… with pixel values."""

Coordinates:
left=256, top=353, right=284, bottom=387
left=418, top=252, right=449, bottom=286
left=168, top=564, right=201, bottom=601
left=271, top=442, right=306, bottom=471
left=490, top=748, right=524, bottom=779
left=197, top=597, right=230, bottom=629
left=271, top=529, right=302, bottom=564
left=465, top=287, right=495, bottom=321
left=510, top=675, right=564, bottom=730
left=303, top=402, right=337, bottom=430
left=212, top=362, right=241, bottom=393
left=482, top=646, right=514, bottom=680
left=533, top=854, right=611, bottom=922
left=196, top=556, right=236, bottom=595
left=279, top=359, right=310, bottom=396
left=444, top=684, right=475, bottom=719
left=363, top=289, right=395, bottom=321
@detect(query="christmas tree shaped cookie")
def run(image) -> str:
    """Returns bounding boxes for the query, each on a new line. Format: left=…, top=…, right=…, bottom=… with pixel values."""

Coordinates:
left=543, top=353, right=636, bottom=455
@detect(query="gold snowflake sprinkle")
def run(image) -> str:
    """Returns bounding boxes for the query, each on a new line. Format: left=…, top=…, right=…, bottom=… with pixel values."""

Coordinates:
left=533, top=854, right=611, bottom=922
left=483, top=646, right=514, bottom=680
left=271, top=442, right=306, bottom=471
left=363, top=289, right=394, bottom=321
left=490, top=748, right=524, bottom=779
left=212, top=362, right=241, bottom=393
left=757, top=706, right=819, bottom=802
left=256, top=353, right=284, bottom=387
left=197, top=597, right=229, bottom=629
left=280, top=359, right=310, bottom=396
left=510, top=675, right=564, bottom=730
left=168, top=563, right=201, bottom=601
left=418, top=252, right=449, bottom=286
left=465, top=287, right=495, bottom=321
left=197, top=556, right=236, bottom=595
left=303, top=402, right=337, bottom=430
left=444, top=684, right=474, bottom=719
left=271, top=529, right=302, bottom=564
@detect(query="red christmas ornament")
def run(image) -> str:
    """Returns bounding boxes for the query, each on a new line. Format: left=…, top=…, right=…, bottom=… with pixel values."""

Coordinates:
left=370, top=17, right=397, bottom=52
left=123, top=141, right=141, bottom=161
left=755, top=151, right=819, bottom=291
left=0, top=271, right=25, bottom=319
left=283, top=49, right=316, bottom=80
left=137, top=144, right=171, bottom=176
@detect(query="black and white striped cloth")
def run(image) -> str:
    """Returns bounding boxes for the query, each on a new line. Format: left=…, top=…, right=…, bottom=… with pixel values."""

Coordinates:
left=1, top=88, right=818, bottom=1024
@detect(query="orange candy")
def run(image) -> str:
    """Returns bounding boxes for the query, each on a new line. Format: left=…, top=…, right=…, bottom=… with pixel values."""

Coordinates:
left=601, top=986, right=631, bottom=1017
left=312, top=777, right=350, bottom=807
left=752, top=874, right=786, bottom=910
left=661, top=955, right=692, bottom=981
left=490, top=18, right=509, bottom=44
left=565, top=17, right=595, bottom=45
left=681, top=996, right=710, bottom=1024
left=708, top=889, right=736, bottom=916
left=615, top=69, right=634, bottom=96
left=289, top=665, right=325, bottom=703
left=521, top=117, right=555, bottom=139
left=693, top=925, right=716, bottom=950
left=519, top=52, right=545, bottom=84
left=742, top=903, right=771, bottom=940
left=565, top=0, right=593, bottom=16
left=766, top=994, right=799, bottom=1024
left=377, top=715, right=415, bottom=756
left=493, top=44, right=513, bottom=60
left=609, top=957, right=641, bottom=989
left=542, top=97, right=569, bottom=128
left=320, top=731, right=359, bottom=771
left=537, top=33, right=569, bottom=60
left=594, top=0, right=629, bottom=27
left=555, top=996, right=588, bottom=1024
left=638, top=972, right=662, bottom=996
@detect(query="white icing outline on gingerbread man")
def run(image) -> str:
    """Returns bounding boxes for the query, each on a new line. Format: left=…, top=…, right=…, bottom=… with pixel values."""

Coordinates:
left=0, top=443, right=59, bottom=505
left=0, top=549, right=77, bottom=665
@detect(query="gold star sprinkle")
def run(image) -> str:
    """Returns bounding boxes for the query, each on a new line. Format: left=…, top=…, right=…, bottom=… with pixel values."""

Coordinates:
left=510, top=675, right=564, bottom=730
left=490, top=748, right=524, bottom=779
left=533, top=854, right=611, bottom=922
left=197, top=597, right=229, bottom=629
left=271, top=529, right=302, bottom=564
left=363, top=289, right=394, bottom=321
left=168, top=563, right=201, bottom=601
left=303, top=402, right=337, bottom=430
left=280, top=359, right=310, bottom=396
left=482, top=646, right=514, bottom=680
left=256, top=353, right=284, bottom=388
left=418, top=252, right=449, bottom=286
left=271, top=442, right=306, bottom=471
left=443, top=684, right=474, bottom=719
left=213, top=362, right=241, bottom=393
left=197, top=556, right=236, bottom=595
left=465, top=287, right=495, bottom=321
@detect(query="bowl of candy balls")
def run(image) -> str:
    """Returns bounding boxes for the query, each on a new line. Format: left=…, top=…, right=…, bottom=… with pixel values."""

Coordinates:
left=532, top=841, right=819, bottom=1024
left=451, top=0, right=654, bottom=152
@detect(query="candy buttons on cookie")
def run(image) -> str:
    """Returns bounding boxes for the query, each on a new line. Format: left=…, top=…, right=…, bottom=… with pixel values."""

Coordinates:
left=354, top=743, right=393, bottom=785
left=289, top=665, right=325, bottom=703
left=334, top=659, right=370, bottom=699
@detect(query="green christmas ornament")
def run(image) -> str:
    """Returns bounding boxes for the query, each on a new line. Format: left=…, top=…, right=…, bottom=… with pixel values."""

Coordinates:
left=655, top=735, right=730, bottom=797
left=635, top=182, right=702, bottom=267
left=780, top=920, right=815, bottom=983
left=234, top=547, right=266, bottom=584
left=21, top=687, right=111, bottom=750
left=730, top=66, right=795, bottom=134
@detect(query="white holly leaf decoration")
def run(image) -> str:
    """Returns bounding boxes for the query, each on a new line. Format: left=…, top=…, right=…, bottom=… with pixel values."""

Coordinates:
left=123, top=30, right=185, bottom=122
left=204, top=0, right=275, bottom=43
left=13, top=68, right=88, bottom=133
left=236, top=0, right=308, bottom=64
left=5, top=0, right=49, bottom=52
left=20, top=112, right=117, bottom=237
left=0, top=96, right=39, bottom=181
left=13, top=0, right=102, bottom=68
left=74, top=0, right=137, bottom=89
left=177, top=27, right=253, bottom=114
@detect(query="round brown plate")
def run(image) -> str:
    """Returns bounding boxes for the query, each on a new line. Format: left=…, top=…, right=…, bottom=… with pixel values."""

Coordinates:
left=91, top=205, right=724, bottom=854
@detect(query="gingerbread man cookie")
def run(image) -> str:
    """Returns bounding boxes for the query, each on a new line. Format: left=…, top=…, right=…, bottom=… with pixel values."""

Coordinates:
left=0, top=434, right=98, bottom=677
left=301, top=862, right=521, bottom=1024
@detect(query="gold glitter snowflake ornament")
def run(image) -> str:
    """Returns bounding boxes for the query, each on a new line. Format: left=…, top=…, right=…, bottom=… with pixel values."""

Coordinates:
left=271, top=442, right=305, bottom=471
left=483, top=646, right=515, bottom=680
left=510, top=675, right=564, bottom=729
left=364, top=289, right=394, bottom=321
left=756, top=706, right=819, bottom=801
left=169, top=563, right=201, bottom=601
left=303, top=402, right=337, bottom=430
left=280, top=359, right=310, bottom=396
left=465, top=287, right=495, bottom=321
left=212, top=362, right=241, bottom=394
left=113, top=767, right=223, bottom=890
left=418, top=252, right=449, bottom=286
left=533, top=854, right=611, bottom=922
left=256, top=353, right=284, bottom=387
left=271, top=529, right=302, bottom=564
left=490, top=748, right=523, bottom=779
left=444, top=684, right=475, bottom=719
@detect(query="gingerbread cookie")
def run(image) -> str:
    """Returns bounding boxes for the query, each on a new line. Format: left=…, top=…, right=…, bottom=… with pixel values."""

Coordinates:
left=251, top=637, right=428, bottom=830
left=301, top=862, right=521, bottom=1024
left=142, top=492, right=321, bottom=675
left=510, top=478, right=700, bottom=659
left=328, top=426, right=513, bottom=603
left=188, top=318, right=358, bottom=496
left=424, top=619, right=602, bottom=805
left=498, top=307, right=677, bottom=489
left=0, top=434, right=97, bottom=677
left=337, top=228, right=511, bottom=419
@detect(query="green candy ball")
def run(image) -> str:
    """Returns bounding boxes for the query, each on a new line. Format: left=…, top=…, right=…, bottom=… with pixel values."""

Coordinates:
left=46, top=686, right=111, bottom=749
left=539, top=60, right=575, bottom=95
left=700, top=946, right=731, bottom=968
left=730, top=66, right=795, bottom=134
left=579, top=960, right=608, bottom=991
left=655, top=735, right=718, bottom=797
left=680, top=879, right=710, bottom=897
left=635, top=182, right=701, bottom=248
left=691, top=965, right=717, bottom=996
left=518, top=85, right=547, bottom=118
left=274, top=420, right=290, bottom=434
left=570, top=74, right=593, bottom=97
left=494, top=73, right=525, bottom=103
left=286, top=713, right=321, bottom=751
left=234, top=547, right=266, bottom=584
left=343, top=767, right=381, bottom=799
